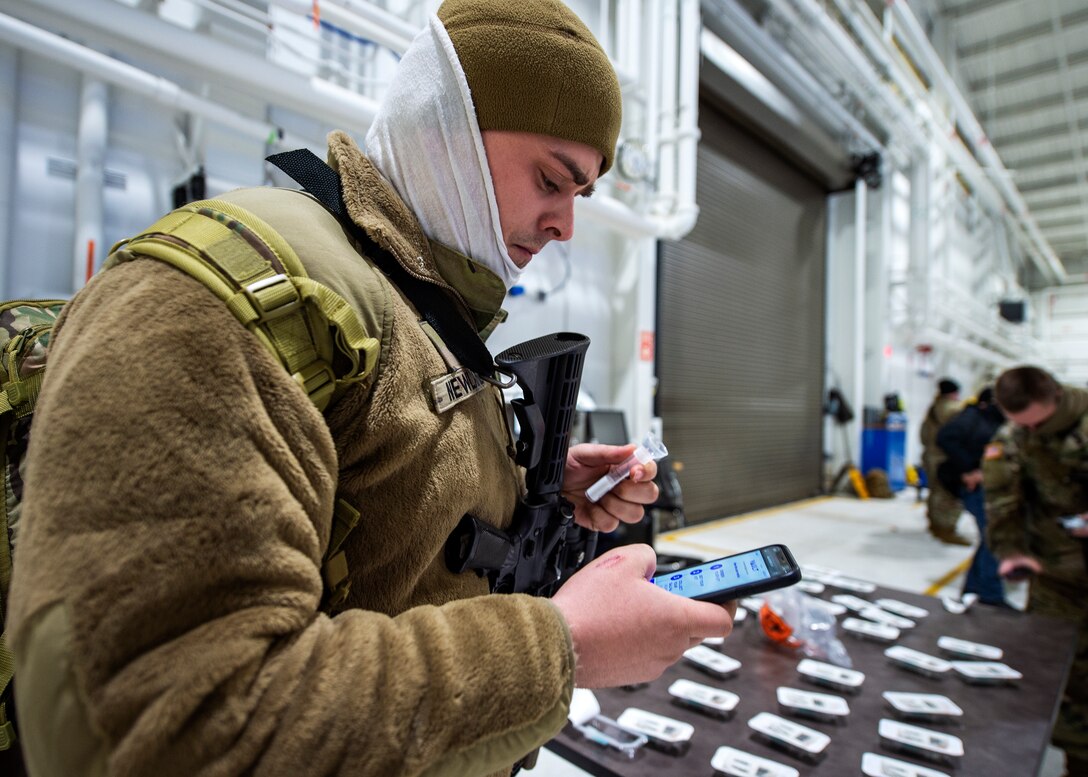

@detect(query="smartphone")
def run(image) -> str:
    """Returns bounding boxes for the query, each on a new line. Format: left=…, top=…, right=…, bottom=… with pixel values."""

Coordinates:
left=651, top=544, right=801, bottom=604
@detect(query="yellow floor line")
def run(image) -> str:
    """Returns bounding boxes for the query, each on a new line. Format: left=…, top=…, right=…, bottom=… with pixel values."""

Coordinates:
left=924, top=558, right=972, bottom=596
left=658, top=538, right=740, bottom=558
left=659, top=495, right=835, bottom=543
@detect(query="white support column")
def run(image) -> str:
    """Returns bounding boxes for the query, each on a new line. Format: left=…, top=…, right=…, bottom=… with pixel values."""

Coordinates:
left=825, top=185, right=865, bottom=476
left=908, top=152, right=930, bottom=339
left=632, top=237, right=658, bottom=440
left=0, top=44, right=15, bottom=298
left=73, top=76, right=107, bottom=292
left=852, top=176, right=867, bottom=455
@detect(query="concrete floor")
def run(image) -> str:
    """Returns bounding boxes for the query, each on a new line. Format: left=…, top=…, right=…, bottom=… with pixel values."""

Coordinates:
left=532, top=492, right=1067, bottom=777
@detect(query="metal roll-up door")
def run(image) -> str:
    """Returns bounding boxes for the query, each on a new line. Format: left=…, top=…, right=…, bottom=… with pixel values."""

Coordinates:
left=658, top=99, right=827, bottom=524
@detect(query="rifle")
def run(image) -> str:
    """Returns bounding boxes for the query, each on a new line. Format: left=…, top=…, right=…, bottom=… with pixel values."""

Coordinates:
left=445, top=332, right=597, bottom=596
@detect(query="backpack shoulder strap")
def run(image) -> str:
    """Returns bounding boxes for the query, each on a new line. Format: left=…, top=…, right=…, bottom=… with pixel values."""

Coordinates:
left=265, top=149, right=503, bottom=384
left=104, top=199, right=376, bottom=611
left=105, top=198, right=379, bottom=411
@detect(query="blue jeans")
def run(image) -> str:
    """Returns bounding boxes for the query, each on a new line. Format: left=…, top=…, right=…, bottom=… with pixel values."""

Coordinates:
left=959, top=487, right=1005, bottom=605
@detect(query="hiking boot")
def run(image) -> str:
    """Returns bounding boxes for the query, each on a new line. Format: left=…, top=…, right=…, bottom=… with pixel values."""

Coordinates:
left=932, top=529, right=972, bottom=546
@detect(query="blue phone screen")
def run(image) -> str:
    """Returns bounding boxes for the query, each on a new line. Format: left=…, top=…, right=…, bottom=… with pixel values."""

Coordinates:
left=651, top=549, right=770, bottom=598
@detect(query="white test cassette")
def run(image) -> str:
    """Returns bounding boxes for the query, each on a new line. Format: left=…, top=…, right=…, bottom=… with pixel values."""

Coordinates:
left=669, top=678, right=740, bottom=720
left=683, top=644, right=741, bottom=680
left=862, top=751, right=952, bottom=777
left=859, top=605, right=917, bottom=630
left=884, top=645, right=952, bottom=679
left=950, top=660, right=1022, bottom=685
left=842, top=616, right=900, bottom=643
left=875, top=598, right=930, bottom=619
left=812, top=599, right=847, bottom=617
left=827, top=575, right=877, bottom=594
left=939, top=593, right=978, bottom=614
left=711, top=745, right=799, bottom=777
left=797, top=658, right=865, bottom=694
left=937, top=635, right=1003, bottom=661
left=616, top=708, right=694, bottom=755
left=882, top=692, right=964, bottom=724
left=878, top=718, right=964, bottom=766
left=831, top=594, right=873, bottom=613
left=747, top=711, right=831, bottom=762
left=776, top=686, right=850, bottom=724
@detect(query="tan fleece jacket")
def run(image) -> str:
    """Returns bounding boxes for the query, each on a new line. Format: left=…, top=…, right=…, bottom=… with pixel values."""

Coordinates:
left=9, top=133, right=574, bottom=777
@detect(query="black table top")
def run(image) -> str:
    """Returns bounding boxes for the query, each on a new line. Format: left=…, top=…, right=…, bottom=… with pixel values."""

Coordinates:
left=546, top=582, right=1077, bottom=777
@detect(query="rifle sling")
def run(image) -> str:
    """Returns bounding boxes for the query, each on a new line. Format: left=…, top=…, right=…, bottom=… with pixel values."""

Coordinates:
left=265, top=149, right=498, bottom=381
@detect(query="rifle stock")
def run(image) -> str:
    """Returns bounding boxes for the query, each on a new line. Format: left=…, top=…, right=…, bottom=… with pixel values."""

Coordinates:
left=445, top=332, right=597, bottom=596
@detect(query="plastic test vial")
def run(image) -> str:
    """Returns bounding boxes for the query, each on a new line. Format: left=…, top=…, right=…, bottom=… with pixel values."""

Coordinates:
left=585, top=432, right=668, bottom=503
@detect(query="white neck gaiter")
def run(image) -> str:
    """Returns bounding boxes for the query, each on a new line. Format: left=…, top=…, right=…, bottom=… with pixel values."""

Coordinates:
left=364, top=15, right=523, bottom=289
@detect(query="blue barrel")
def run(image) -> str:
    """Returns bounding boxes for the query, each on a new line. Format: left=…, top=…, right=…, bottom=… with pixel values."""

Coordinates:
left=861, top=411, right=907, bottom=492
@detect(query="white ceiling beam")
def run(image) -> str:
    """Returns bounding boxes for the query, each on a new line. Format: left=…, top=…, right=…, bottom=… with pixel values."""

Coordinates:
left=1035, top=222, right=1088, bottom=242
left=1031, top=203, right=1088, bottom=225
left=972, top=85, right=1088, bottom=124
left=967, top=55, right=1088, bottom=110
left=986, top=105, right=1088, bottom=147
left=957, top=9, right=1088, bottom=64
left=1011, top=158, right=1088, bottom=188
left=990, top=114, right=1088, bottom=149
left=1024, top=181, right=1088, bottom=207
left=941, top=0, right=1031, bottom=23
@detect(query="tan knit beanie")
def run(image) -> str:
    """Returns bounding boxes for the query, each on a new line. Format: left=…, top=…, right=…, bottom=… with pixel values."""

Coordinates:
left=437, top=0, right=623, bottom=174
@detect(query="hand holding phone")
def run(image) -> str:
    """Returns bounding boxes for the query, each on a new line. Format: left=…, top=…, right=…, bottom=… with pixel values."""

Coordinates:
left=651, top=544, right=801, bottom=604
left=552, top=544, right=735, bottom=688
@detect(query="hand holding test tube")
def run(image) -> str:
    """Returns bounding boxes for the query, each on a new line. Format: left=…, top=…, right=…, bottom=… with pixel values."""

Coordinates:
left=585, top=432, right=668, bottom=503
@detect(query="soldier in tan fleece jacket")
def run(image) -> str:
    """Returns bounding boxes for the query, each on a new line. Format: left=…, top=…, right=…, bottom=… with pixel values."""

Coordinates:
left=7, top=1, right=735, bottom=776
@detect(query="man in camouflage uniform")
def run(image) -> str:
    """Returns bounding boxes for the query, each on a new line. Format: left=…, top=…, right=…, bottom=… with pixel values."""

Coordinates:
left=921, top=378, right=970, bottom=545
left=984, top=366, right=1088, bottom=775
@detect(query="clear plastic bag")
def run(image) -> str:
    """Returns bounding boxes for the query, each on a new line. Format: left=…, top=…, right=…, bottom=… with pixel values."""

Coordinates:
left=762, top=588, right=853, bottom=668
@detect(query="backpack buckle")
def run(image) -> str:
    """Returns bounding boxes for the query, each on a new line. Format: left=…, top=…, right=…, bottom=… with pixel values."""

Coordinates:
left=292, top=360, right=335, bottom=410
left=243, top=274, right=301, bottom=323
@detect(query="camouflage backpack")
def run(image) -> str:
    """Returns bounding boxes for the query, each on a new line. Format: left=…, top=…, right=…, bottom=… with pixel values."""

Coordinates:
left=0, top=197, right=380, bottom=757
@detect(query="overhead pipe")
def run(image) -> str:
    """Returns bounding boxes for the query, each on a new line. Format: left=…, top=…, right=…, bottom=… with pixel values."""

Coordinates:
left=73, top=77, right=107, bottom=293
left=703, top=0, right=884, bottom=159
left=11, top=0, right=679, bottom=243
left=267, top=0, right=414, bottom=55
left=921, top=327, right=1017, bottom=370
left=0, top=13, right=313, bottom=151
left=884, top=0, right=1067, bottom=283
left=771, top=0, right=916, bottom=163
left=653, top=0, right=679, bottom=223
left=931, top=298, right=1028, bottom=360
left=780, top=0, right=1066, bottom=285
left=578, top=0, right=702, bottom=242
left=17, top=0, right=380, bottom=134
left=663, top=0, right=701, bottom=240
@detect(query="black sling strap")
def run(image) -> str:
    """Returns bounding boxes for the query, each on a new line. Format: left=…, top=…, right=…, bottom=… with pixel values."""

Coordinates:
left=266, top=148, right=500, bottom=382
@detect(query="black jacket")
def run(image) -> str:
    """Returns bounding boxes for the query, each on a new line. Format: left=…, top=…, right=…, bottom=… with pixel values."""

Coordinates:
left=936, top=402, right=1006, bottom=493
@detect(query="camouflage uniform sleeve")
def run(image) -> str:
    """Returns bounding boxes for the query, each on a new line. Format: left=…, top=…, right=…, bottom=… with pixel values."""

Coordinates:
left=935, top=398, right=961, bottom=425
left=982, top=427, right=1029, bottom=559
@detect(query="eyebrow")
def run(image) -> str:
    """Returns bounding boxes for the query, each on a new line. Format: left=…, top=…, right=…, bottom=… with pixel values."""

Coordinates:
left=550, top=150, right=596, bottom=198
